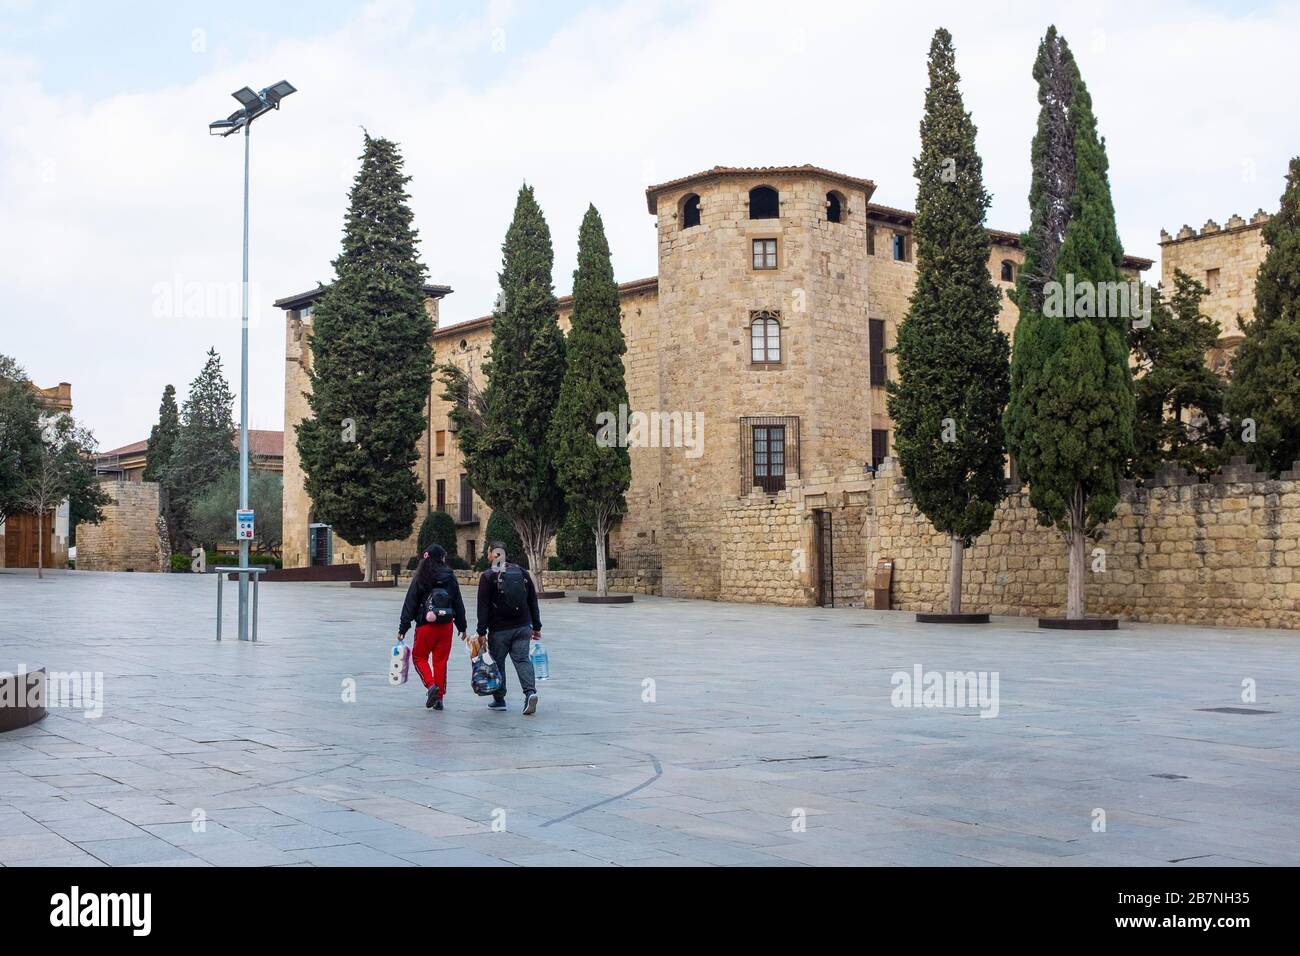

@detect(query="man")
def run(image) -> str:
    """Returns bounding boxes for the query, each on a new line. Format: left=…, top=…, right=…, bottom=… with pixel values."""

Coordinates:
left=475, top=540, right=542, bottom=715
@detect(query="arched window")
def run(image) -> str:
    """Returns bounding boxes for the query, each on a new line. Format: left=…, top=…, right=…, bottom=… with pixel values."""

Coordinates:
left=681, top=193, right=701, bottom=229
left=1000, top=260, right=1015, bottom=282
left=749, top=185, right=779, bottom=220
left=826, top=191, right=845, bottom=223
left=750, top=312, right=781, bottom=364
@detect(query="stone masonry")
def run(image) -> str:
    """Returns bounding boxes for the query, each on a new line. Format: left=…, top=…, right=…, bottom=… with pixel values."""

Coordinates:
left=76, top=480, right=168, bottom=573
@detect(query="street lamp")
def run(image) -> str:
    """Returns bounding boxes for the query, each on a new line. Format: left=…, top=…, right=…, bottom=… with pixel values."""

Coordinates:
left=209, top=80, right=296, bottom=643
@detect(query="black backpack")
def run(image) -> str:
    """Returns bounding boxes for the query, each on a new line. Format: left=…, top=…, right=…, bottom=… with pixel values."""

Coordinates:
left=423, top=584, right=454, bottom=625
left=494, top=565, right=528, bottom=617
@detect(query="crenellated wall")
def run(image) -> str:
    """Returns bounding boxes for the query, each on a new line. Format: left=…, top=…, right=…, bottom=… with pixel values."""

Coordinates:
left=867, top=457, right=1300, bottom=629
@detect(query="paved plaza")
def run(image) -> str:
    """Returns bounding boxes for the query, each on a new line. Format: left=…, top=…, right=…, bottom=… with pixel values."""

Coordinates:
left=1, top=569, right=1297, bottom=867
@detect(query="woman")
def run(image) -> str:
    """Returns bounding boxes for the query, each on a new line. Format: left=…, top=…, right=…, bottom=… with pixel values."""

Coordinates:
left=397, top=545, right=467, bottom=710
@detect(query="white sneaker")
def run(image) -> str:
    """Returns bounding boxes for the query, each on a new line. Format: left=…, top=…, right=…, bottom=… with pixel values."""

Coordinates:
left=522, top=693, right=538, bottom=716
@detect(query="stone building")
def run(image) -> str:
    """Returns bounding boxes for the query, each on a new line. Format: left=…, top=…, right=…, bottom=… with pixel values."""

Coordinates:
left=279, top=164, right=1152, bottom=602
left=1159, top=209, right=1271, bottom=373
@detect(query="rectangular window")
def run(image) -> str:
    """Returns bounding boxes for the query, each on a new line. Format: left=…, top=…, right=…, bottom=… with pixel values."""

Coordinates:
left=435, top=430, right=446, bottom=457
left=871, top=429, right=889, bottom=469
left=892, top=232, right=908, bottom=261
left=466, top=539, right=476, bottom=565
left=750, top=312, right=781, bottom=364
left=869, top=319, right=887, bottom=386
left=435, top=479, right=446, bottom=512
left=1206, top=267, right=1221, bottom=292
left=458, top=474, right=473, bottom=523
left=740, top=416, right=800, bottom=495
left=752, top=238, right=778, bottom=270
left=866, top=224, right=875, bottom=256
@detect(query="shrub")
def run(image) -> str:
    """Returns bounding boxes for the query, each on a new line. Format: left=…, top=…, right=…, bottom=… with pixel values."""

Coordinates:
left=170, top=553, right=192, bottom=572
left=481, top=511, right=527, bottom=569
left=555, top=511, right=595, bottom=570
left=417, top=510, right=458, bottom=556
left=447, top=554, right=471, bottom=571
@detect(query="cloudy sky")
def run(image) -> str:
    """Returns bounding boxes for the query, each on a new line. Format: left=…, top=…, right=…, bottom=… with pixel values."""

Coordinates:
left=1, top=0, right=1296, bottom=450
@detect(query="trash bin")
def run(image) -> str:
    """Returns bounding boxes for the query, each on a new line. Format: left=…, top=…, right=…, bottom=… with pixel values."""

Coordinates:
left=873, top=559, right=894, bottom=610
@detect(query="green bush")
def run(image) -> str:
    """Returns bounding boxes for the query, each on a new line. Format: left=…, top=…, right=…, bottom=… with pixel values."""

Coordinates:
left=170, top=553, right=192, bottom=572
left=555, top=511, right=595, bottom=570
left=448, top=554, right=471, bottom=571
left=481, top=511, right=527, bottom=569
left=204, top=550, right=281, bottom=569
left=406, top=555, right=420, bottom=571
left=417, top=510, right=458, bottom=556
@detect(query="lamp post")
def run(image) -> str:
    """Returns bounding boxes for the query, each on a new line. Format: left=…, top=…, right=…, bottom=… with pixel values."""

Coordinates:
left=210, top=80, right=295, bottom=642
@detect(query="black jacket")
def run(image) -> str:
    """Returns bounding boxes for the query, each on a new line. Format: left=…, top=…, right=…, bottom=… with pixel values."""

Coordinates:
left=476, top=563, right=542, bottom=635
left=399, top=565, right=467, bottom=636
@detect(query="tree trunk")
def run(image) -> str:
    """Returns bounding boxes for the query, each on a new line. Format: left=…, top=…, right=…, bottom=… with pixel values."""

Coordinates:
left=594, top=519, right=608, bottom=598
left=948, top=533, right=963, bottom=615
left=1066, top=487, right=1087, bottom=619
left=365, top=540, right=376, bottom=582
left=37, top=512, right=45, bottom=579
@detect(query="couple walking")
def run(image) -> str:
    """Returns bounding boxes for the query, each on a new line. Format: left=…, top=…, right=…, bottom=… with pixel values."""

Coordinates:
left=396, top=541, right=542, bottom=715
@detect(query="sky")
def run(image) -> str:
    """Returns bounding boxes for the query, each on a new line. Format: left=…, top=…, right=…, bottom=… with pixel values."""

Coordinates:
left=1, top=0, right=1296, bottom=450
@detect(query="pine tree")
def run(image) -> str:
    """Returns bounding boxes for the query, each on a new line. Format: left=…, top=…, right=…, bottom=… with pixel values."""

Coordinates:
left=886, top=28, right=1009, bottom=616
left=1129, top=270, right=1227, bottom=478
left=442, top=184, right=566, bottom=590
left=297, top=133, right=432, bottom=581
left=549, top=204, right=630, bottom=597
left=1227, top=157, right=1300, bottom=476
left=143, top=385, right=179, bottom=482
left=167, top=348, right=237, bottom=548
left=1004, top=26, right=1134, bottom=620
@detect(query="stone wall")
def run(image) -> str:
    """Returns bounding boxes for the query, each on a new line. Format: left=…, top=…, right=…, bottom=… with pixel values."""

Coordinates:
left=450, top=567, right=661, bottom=596
left=76, top=480, right=168, bottom=573
left=867, top=458, right=1300, bottom=630
left=719, top=466, right=875, bottom=607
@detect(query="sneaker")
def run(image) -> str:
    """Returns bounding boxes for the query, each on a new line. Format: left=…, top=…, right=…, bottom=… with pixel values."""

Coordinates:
left=425, top=683, right=440, bottom=709
left=522, top=692, right=538, bottom=716
left=488, top=699, right=507, bottom=711
left=433, top=694, right=444, bottom=711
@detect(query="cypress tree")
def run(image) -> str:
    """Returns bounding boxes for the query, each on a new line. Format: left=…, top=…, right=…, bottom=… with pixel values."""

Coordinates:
left=442, top=184, right=566, bottom=590
left=1004, top=27, right=1134, bottom=620
left=143, top=383, right=181, bottom=542
left=886, top=28, right=1009, bottom=616
left=297, top=133, right=432, bottom=581
left=549, top=204, right=631, bottom=597
left=167, top=348, right=237, bottom=548
left=1227, top=158, right=1300, bottom=476
left=143, top=385, right=180, bottom=482
left=1129, top=270, right=1227, bottom=478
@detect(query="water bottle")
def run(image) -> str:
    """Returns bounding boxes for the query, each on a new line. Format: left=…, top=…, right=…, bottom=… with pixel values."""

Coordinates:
left=530, top=638, right=550, bottom=681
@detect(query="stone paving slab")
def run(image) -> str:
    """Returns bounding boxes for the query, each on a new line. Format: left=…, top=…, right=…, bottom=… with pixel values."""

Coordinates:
left=1, top=569, right=1298, bottom=866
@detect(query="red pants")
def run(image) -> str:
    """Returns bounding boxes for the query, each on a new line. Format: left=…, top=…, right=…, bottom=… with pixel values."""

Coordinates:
left=412, top=622, right=453, bottom=693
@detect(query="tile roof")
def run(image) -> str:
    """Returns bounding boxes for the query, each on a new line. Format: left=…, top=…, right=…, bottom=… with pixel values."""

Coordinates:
left=645, top=164, right=878, bottom=213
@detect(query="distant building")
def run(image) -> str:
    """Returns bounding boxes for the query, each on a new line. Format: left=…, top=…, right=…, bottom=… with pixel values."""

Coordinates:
left=95, top=430, right=284, bottom=481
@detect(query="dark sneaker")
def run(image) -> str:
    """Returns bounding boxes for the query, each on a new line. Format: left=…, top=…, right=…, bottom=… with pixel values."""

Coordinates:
left=488, top=699, right=507, bottom=711
left=433, top=694, right=444, bottom=711
left=425, top=683, right=440, bottom=709
left=522, top=692, right=538, bottom=716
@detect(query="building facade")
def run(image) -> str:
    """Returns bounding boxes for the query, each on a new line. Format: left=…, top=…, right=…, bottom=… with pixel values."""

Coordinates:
left=1159, top=209, right=1272, bottom=373
left=280, top=164, right=1153, bottom=600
